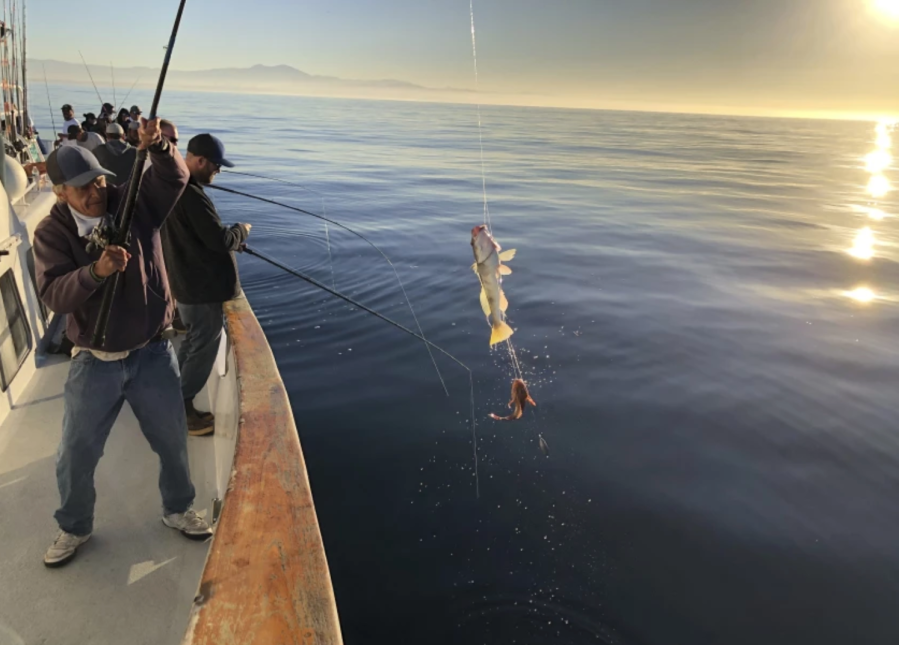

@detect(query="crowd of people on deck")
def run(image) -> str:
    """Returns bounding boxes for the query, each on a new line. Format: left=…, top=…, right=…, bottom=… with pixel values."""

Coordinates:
left=31, top=100, right=252, bottom=568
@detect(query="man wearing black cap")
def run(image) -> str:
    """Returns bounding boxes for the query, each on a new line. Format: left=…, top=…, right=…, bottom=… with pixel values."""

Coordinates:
left=32, top=118, right=212, bottom=568
left=80, top=112, right=97, bottom=132
left=161, top=133, right=250, bottom=436
left=130, top=105, right=142, bottom=122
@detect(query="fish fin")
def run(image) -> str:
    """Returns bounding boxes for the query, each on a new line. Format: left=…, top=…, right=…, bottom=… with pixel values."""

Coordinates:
left=527, top=396, right=537, bottom=407
left=498, top=249, right=516, bottom=262
left=479, top=287, right=491, bottom=317
left=489, top=412, right=509, bottom=421
left=499, top=265, right=512, bottom=275
left=499, top=289, right=509, bottom=312
left=471, top=262, right=478, bottom=273
left=490, top=320, right=514, bottom=346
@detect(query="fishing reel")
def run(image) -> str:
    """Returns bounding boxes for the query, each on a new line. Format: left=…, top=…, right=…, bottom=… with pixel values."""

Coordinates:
left=86, top=221, right=118, bottom=254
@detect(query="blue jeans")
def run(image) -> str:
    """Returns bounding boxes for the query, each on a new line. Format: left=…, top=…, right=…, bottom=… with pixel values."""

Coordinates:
left=177, top=302, right=223, bottom=404
left=55, top=341, right=195, bottom=536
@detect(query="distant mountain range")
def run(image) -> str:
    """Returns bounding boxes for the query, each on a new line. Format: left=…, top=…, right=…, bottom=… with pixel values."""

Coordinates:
left=31, top=59, right=474, bottom=102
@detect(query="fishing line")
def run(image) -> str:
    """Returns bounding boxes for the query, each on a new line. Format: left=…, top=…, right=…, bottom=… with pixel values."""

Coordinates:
left=468, top=0, right=491, bottom=232
left=42, top=64, right=55, bottom=135
left=119, top=75, right=141, bottom=110
left=208, top=183, right=449, bottom=396
left=468, top=0, right=524, bottom=382
left=222, top=169, right=337, bottom=289
left=110, top=62, right=116, bottom=111
left=78, top=51, right=104, bottom=107
left=243, top=244, right=480, bottom=498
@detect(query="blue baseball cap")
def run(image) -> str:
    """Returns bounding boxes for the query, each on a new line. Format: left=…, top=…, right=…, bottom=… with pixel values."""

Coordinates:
left=187, top=133, right=234, bottom=168
left=46, top=146, right=115, bottom=187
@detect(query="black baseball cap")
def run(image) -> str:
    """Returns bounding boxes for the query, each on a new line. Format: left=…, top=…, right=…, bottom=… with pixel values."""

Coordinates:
left=130, top=105, right=142, bottom=114
left=187, top=133, right=234, bottom=167
left=46, top=146, right=115, bottom=187
left=61, top=104, right=72, bottom=110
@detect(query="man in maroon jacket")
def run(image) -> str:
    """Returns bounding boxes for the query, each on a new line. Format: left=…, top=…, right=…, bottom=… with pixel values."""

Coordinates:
left=33, top=118, right=213, bottom=568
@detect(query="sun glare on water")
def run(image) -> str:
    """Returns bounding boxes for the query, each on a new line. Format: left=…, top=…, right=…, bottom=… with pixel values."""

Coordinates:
left=845, top=287, right=876, bottom=303
left=847, top=227, right=876, bottom=260
left=865, top=149, right=892, bottom=173
left=867, top=174, right=890, bottom=197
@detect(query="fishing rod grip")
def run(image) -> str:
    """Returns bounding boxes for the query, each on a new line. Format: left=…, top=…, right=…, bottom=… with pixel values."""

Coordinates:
left=91, top=272, right=119, bottom=347
left=90, top=146, right=148, bottom=347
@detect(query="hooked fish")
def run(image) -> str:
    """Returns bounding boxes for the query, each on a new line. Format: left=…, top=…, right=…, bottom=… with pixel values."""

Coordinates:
left=471, top=224, right=516, bottom=346
left=489, top=378, right=536, bottom=421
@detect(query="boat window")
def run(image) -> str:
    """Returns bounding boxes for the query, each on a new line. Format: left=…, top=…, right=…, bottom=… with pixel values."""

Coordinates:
left=25, top=248, right=49, bottom=325
left=0, top=269, right=32, bottom=391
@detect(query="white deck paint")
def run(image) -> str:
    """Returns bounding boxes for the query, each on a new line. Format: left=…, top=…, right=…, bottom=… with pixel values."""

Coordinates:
left=0, top=336, right=239, bottom=645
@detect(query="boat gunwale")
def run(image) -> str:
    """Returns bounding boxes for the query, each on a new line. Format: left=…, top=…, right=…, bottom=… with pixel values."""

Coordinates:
left=182, top=296, right=342, bottom=645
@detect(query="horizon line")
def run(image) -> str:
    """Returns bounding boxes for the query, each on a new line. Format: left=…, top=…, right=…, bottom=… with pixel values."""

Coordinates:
left=32, top=58, right=890, bottom=124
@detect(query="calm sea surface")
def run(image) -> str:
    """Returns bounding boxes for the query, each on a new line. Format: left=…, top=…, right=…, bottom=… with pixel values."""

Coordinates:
left=43, top=86, right=899, bottom=644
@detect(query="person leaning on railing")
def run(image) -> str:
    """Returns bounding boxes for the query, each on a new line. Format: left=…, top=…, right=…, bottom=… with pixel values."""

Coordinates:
left=32, top=117, right=214, bottom=569
left=161, top=134, right=250, bottom=437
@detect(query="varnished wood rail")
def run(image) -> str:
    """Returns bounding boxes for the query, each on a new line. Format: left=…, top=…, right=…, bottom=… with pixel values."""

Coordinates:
left=183, top=296, right=342, bottom=645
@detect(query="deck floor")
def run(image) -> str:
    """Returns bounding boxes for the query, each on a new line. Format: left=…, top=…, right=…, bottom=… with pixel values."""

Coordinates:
left=0, top=349, right=233, bottom=645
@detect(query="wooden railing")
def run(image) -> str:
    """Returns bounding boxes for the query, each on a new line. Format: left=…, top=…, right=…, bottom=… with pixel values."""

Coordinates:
left=182, top=296, right=343, bottom=645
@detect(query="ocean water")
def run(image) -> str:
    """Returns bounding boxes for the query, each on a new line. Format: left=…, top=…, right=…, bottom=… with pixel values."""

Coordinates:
left=41, top=87, right=899, bottom=644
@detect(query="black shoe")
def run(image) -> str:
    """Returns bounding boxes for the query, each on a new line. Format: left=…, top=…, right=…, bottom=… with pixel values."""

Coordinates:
left=187, top=410, right=215, bottom=437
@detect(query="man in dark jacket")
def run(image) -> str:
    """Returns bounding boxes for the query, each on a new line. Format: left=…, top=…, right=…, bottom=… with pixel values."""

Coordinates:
left=92, top=123, right=137, bottom=186
left=161, top=134, right=249, bottom=436
left=33, top=119, right=213, bottom=568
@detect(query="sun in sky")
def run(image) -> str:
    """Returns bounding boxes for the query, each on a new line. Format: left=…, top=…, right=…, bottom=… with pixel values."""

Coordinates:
left=873, top=0, right=899, bottom=18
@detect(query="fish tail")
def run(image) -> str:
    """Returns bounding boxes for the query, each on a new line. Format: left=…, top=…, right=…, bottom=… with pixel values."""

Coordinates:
left=489, top=319, right=514, bottom=346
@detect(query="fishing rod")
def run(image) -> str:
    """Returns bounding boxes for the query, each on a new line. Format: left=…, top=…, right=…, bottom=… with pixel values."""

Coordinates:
left=110, top=62, right=116, bottom=112
left=78, top=50, right=104, bottom=108
left=41, top=64, right=56, bottom=135
left=220, top=169, right=334, bottom=287
left=208, top=183, right=448, bottom=395
left=243, top=244, right=481, bottom=497
left=119, top=75, right=141, bottom=110
left=92, top=0, right=188, bottom=347
left=222, top=169, right=324, bottom=197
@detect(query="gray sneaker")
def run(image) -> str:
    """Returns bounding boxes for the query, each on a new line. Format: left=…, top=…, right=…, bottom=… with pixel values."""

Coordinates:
left=162, top=508, right=213, bottom=540
left=43, top=530, right=91, bottom=568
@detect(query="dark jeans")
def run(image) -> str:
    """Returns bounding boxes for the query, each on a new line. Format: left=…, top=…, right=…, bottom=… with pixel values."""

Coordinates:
left=176, top=302, right=223, bottom=404
left=55, top=341, right=195, bottom=536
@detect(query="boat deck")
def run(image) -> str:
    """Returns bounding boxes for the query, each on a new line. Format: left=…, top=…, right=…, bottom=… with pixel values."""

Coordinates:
left=0, top=346, right=236, bottom=645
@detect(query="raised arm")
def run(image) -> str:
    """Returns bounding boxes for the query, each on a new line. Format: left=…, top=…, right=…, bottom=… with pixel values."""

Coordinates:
left=133, top=118, right=190, bottom=229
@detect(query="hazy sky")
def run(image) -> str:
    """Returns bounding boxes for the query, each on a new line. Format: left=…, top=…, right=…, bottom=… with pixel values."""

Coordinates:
left=26, top=0, right=899, bottom=117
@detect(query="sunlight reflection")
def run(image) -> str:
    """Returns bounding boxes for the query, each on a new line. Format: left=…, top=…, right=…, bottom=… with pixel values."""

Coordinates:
left=847, top=227, right=875, bottom=260
left=845, top=287, right=876, bottom=303
left=873, top=0, right=899, bottom=18
left=865, top=149, right=892, bottom=173
left=867, top=174, right=890, bottom=197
